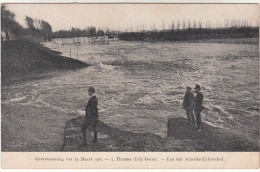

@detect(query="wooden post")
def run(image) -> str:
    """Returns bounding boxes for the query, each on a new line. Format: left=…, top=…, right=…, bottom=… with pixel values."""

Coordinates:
left=77, top=44, right=78, bottom=59
left=70, top=44, right=71, bottom=58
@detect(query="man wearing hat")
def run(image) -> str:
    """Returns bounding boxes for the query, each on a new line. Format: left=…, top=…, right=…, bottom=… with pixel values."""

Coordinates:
left=81, top=86, right=99, bottom=145
left=182, top=87, right=195, bottom=126
left=194, top=84, right=204, bottom=131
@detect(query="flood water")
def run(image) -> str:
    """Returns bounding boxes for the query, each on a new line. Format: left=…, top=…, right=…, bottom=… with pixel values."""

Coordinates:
left=2, top=38, right=259, bottom=151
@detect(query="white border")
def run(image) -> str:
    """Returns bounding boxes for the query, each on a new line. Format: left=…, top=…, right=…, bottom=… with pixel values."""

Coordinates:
left=1, top=1, right=259, bottom=172
left=0, top=0, right=259, bottom=3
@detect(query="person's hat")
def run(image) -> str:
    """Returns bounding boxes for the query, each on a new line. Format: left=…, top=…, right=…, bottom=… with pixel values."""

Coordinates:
left=195, top=84, right=201, bottom=90
left=186, top=87, right=192, bottom=90
left=88, top=86, right=95, bottom=93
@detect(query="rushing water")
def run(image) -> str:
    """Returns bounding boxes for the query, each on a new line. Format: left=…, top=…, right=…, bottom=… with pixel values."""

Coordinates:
left=2, top=38, right=259, bottom=151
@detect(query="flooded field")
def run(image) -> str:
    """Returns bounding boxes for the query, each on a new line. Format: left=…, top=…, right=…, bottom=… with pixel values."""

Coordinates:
left=2, top=39, right=259, bottom=151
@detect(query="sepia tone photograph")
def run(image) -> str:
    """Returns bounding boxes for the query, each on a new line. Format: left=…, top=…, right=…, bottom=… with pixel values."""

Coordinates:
left=1, top=3, right=259, bottom=154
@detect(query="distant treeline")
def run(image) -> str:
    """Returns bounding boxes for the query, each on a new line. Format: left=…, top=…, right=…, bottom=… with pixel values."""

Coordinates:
left=52, top=27, right=119, bottom=38
left=2, top=4, right=258, bottom=43
left=118, top=27, right=259, bottom=42
left=1, top=5, right=52, bottom=42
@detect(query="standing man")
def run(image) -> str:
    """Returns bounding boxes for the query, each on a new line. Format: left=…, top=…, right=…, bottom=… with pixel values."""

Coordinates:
left=81, top=87, right=98, bottom=146
left=182, top=87, right=195, bottom=126
left=194, top=84, right=204, bottom=131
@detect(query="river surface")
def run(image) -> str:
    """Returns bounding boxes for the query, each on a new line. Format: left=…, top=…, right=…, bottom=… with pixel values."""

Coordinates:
left=2, top=38, right=259, bottom=151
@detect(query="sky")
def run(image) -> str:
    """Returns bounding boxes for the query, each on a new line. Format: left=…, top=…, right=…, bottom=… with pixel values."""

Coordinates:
left=6, top=3, right=260, bottom=32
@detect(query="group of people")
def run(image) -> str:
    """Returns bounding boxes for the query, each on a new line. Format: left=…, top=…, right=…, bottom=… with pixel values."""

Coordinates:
left=182, top=84, right=204, bottom=131
left=80, top=84, right=204, bottom=146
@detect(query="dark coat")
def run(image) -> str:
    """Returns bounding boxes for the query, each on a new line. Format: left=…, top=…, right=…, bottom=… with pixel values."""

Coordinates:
left=194, top=92, right=204, bottom=113
left=85, top=95, right=98, bottom=119
left=182, top=92, right=194, bottom=110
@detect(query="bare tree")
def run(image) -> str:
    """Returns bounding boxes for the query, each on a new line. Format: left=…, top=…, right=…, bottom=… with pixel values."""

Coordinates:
left=105, top=27, right=110, bottom=34
left=208, top=21, right=211, bottom=29
left=34, top=18, right=40, bottom=29
left=198, top=21, right=202, bottom=30
left=162, top=20, right=165, bottom=30
left=237, top=19, right=241, bottom=28
left=242, top=20, right=247, bottom=27
left=225, top=20, right=229, bottom=28
left=217, top=21, right=222, bottom=29
left=193, top=20, right=196, bottom=29
left=172, top=21, right=175, bottom=31
left=41, top=20, right=52, bottom=41
left=230, top=19, right=235, bottom=28
left=182, top=20, right=186, bottom=30
left=25, top=16, right=35, bottom=30
left=188, top=20, right=191, bottom=30
left=177, top=20, right=180, bottom=30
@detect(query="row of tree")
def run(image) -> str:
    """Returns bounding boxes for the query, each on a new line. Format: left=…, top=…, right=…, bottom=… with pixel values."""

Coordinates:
left=118, top=27, right=259, bottom=42
left=52, top=27, right=111, bottom=38
left=1, top=5, right=117, bottom=41
left=2, top=4, right=258, bottom=42
left=1, top=5, right=53, bottom=42
left=123, top=19, right=253, bottom=33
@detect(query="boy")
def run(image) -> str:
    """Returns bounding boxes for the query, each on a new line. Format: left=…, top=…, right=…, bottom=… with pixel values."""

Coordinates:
left=182, top=87, right=195, bottom=126
left=81, top=86, right=98, bottom=145
left=194, top=84, right=204, bottom=131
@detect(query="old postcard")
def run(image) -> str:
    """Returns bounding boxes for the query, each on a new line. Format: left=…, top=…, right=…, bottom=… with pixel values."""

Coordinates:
left=1, top=3, right=259, bottom=169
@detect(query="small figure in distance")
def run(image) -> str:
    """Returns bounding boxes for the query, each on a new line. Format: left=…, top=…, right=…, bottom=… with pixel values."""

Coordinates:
left=194, top=84, right=204, bottom=132
left=182, top=87, right=195, bottom=127
left=80, top=87, right=99, bottom=146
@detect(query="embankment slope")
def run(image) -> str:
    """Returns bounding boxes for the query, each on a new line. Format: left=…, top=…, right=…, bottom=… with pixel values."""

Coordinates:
left=1, top=39, right=89, bottom=85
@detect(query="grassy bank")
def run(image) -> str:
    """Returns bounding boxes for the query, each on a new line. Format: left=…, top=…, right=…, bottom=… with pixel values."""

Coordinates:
left=1, top=39, right=90, bottom=85
left=62, top=117, right=258, bottom=151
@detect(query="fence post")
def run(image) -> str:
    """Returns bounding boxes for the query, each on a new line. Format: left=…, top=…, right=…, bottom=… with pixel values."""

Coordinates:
left=70, top=44, right=71, bottom=58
